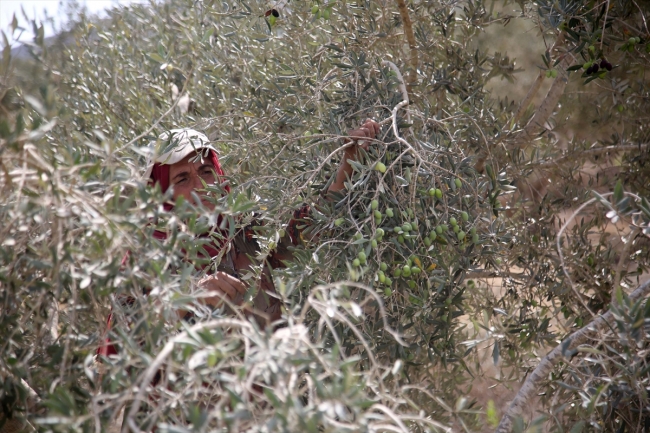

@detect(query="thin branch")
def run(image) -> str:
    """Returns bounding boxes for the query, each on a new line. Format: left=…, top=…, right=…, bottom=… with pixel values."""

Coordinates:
left=534, top=143, right=649, bottom=168
left=495, top=278, right=650, bottom=433
left=394, top=0, right=418, bottom=87
left=512, top=33, right=565, bottom=126
left=519, top=52, right=571, bottom=141
left=612, top=228, right=639, bottom=307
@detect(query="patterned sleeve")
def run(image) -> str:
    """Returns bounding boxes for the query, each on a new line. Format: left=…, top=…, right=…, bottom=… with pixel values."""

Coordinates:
left=287, top=203, right=312, bottom=245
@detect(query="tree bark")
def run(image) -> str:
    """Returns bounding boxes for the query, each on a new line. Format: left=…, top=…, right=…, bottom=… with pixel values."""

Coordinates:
left=495, top=279, right=650, bottom=433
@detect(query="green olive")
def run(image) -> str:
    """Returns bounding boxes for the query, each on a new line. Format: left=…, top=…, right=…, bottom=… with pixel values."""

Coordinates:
left=380, top=262, right=388, bottom=271
left=461, top=211, right=469, bottom=222
left=334, top=218, right=344, bottom=227
left=371, top=199, right=379, bottom=210
left=435, top=188, right=443, bottom=199
left=311, top=5, right=319, bottom=14
left=398, top=235, right=405, bottom=244
left=449, top=217, right=457, bottom=226
left=436, top=226, right=443, bottom=234
left=393, top=268, right=402, bottom=277
left=408, top=280, right=416, bottom=289
left=429, top=231, right=437, bottom=241
left=402, top=265, right=411, bottom=277
left=384, top=287, right=392, bottom=296
left=352, top=258, right=360, bottom=267
left=358, top=251, right=367, bottom=262
left=375, top=162, right=387, bottom=173
left=411, top=266, right=421, bottom=275
left=402, top=223, right=412, bottom=232
left=457, top=230, right=466, bottom=241
left=374, top=210, right=382, bottom=219
left=453, top=225, right=460, bottom=234
left=424, top=237, right=432, bottom=246
left=386, top=208, right=394, bottom=218
left=384, top=278, right=392, bottom=286
left=371, top=239, right=378, bottom=249
left=393, top=226, right=402, bottom=233
left=470, top=226, right=476, bottom=235
left=455, top=178, right=462, bottom=189
left=428, top=188, right=436, bottom=196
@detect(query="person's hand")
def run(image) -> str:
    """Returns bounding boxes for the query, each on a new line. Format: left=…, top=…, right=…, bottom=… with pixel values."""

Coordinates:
left=198, top=272, right=247, bottom=308
left=344, top=119, right=380, bottom=154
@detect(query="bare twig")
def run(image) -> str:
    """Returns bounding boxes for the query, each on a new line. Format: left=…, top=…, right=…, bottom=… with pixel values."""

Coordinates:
left=495, top=278, right=650, bottom=433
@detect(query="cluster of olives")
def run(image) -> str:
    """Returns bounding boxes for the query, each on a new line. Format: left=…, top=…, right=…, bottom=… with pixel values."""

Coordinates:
left=621, top=36, right=643, bottom=53
left=340, top=185, right=481, bottom=297
left=584, top=59, right=612, bottom=75
left=311, top=4, right=332, bottom=20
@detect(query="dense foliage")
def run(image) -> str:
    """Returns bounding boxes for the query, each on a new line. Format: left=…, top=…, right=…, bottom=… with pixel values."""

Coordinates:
left=2, top=0, right=650, bottom=432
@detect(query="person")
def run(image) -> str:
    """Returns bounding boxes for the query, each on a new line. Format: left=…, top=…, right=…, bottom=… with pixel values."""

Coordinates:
left=98, top=120, right=380, bottom=356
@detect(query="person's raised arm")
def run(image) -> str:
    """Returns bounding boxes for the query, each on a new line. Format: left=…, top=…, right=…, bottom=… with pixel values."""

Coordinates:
left=327, top=119, right=380, bottom=195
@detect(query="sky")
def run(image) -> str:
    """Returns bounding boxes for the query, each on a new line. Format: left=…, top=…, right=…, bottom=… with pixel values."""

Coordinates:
left=1, top=0, right=141, bottom=37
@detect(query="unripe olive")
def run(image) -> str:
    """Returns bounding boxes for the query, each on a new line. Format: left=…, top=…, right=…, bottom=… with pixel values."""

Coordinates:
left=453, top=225, right=460, bottom=234
left=371, top=239, right=378, bottom=249
left=429, top=231, right=437, bottom=241
left=374, top=162, right=387, bottom=173
left=371, top=199, right=379, bottom=210
left=393, top=268, right=402, bottom=277
left=378, top=273, right=386, bottom=283
left=354, top=232, right=363, bottom=240
left=436, top=226, right=443, bottom=234
left=440, top=224, right=449, bottom=232
left=408, top=280, right=416, bottom=289
left=376, top=228, right=385, bottom=238
left=393, top=226, right=401, bottom=233
left=334, top=218, right=344, bottom=227
left=424, top=237, right=432, bottom=247
left=386, top=208, right=394, bottom=218
left=323, top=8, right=330, bottom=19
left=374, top=210, right=382, bottom=219
left=352, top=258, right=360, bottom=267
left=411, top=266, right=421, bottom=275
left=435, top=188, right=443, bottom=199
left=455, top=178, right=462, bottom=189
left=449, top=217, right=457, bottom=226
left=402, top=223, right=412, bottom=232
left=470, top=227, right=477, bottom=235
left=397, top=235, right=405, bottom=244
left=457, top=231, right=466, bottom=241
left=380, top=262, right=388, bottom=271
left=428, top=188, right=436, bottom=196
left=358, top=252, right=367, bottom=262
left=402, top=265, right=411, bottom=277
left=311, top=5, right=319, bottom=14
left=629, top=37, right=637, bottom=44
left=411, top=220, right=418, bottom=230
left=472, top=233, right=479, bottom=244
left=407, top=208, right=414, bottom=218
left=384, top=287, right=392, bottom=296
left=461, top=211, right=469, bottom=222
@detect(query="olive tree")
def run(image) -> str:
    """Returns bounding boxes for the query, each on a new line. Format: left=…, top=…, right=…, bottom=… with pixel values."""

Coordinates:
left=2, top=0, right=650, bottom=432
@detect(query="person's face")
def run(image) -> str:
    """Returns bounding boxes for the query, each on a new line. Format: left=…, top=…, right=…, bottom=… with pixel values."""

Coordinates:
left=168, top=154, right=216, bottom=210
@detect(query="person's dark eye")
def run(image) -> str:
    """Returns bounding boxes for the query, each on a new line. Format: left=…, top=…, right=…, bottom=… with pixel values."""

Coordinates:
left=175, top=177, right=188, bottom=185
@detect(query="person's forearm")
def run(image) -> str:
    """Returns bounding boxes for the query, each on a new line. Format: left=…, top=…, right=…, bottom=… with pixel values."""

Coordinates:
left=328, top=147, right=358, bottom=194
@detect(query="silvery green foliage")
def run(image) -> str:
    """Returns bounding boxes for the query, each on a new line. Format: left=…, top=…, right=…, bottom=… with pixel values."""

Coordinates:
left=2, top=0, right=650, bottom=432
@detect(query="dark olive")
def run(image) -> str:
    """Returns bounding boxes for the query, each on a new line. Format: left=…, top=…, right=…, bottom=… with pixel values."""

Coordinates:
left=601, top=60, right=613, bottom=71
left=591, top=63, right=599, bottom=73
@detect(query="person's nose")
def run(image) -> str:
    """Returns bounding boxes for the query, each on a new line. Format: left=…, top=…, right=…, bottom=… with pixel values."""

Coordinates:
left=190, top=170, right=204, bottom=191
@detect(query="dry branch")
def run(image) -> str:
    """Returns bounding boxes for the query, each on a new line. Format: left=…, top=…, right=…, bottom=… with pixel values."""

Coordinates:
left=495, top=278, right=650, bottom=433
left=395, top=0, right=418, bottom=87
